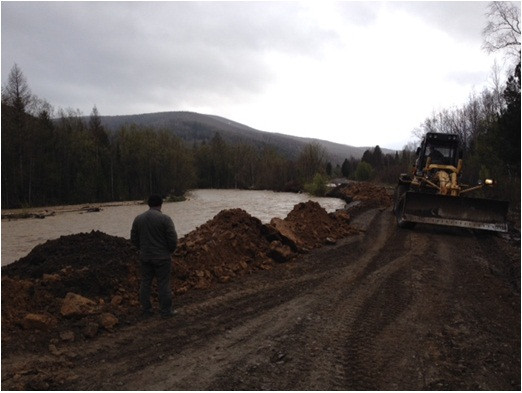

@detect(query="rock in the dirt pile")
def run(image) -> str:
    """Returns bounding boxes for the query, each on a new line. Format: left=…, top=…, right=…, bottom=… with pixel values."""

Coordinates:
left=172, top=259, right=191, bottom=281
left=269, top=218, right=304, bottom=251
left=268, top=241, right=295, bottom=263
left=59, top=330, right=75, bottom=342
left=110, top=295, right=123, bottom=306
left=60, top=292, right=97, bottom=317
left=21, top=313, right=57, bottom=331
left=195, top=277, right=212, bottom=290
left=333, top=209, right=350, bottom=222
left=99, top=313, right=118, bottom=330
left=48, top=343, right=62, bottom=356
left=42, top=273, right=60, bottom=282
left=83, top=322, right=99, bottom=338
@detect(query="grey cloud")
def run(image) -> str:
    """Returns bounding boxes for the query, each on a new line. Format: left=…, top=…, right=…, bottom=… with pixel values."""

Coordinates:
left=336, top=2, right=381, bottom=26
left=390, top=1, right=488, bottom=43
left=2, top=2, right=339, bottom=115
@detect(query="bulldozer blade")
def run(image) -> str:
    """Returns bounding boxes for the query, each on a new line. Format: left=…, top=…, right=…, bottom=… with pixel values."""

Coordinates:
left=402, top=192, right=509, bottom=232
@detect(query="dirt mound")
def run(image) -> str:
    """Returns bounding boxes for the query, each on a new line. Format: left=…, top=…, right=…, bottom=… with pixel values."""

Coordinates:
left=1, top=202, right=360, bottom=352
left=1, top=231, right=141, bottom=353
left=172, top=209, right=281, bottom=292
left=271, top=201, right=358, bottom=250
left=171, top=204, right=358, bottom=291
left=2, top=231, right=137, bottom=297
left=327, top=182, right=392, bottom=208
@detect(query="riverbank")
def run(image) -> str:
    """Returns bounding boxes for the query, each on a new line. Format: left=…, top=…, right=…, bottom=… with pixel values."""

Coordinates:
left=1, top=200, right=144, bottom=220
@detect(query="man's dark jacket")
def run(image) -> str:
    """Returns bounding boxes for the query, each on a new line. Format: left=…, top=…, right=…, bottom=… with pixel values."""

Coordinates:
left=131, top=208, right=178, bottom=260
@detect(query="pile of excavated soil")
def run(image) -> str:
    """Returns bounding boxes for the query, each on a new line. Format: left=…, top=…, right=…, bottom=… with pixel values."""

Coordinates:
left=172, top=203, right=359, bottom=291
left=1, top=231, right=141, bottom=351
left=271, top=201, right=357, bottom=251
left=327, top=182, right=393, bottom=208
left=3, top=231, right=138, bottom=297
left=1, top=201, right=359, bottom=350
left=172, top=209, right=282, bottom=292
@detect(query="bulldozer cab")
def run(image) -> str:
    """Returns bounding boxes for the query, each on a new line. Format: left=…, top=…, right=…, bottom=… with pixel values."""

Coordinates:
left=416, top=133, right=461, bottom=169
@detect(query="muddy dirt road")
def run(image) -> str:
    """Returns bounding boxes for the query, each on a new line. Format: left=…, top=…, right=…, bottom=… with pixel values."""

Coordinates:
left=2, top=206, right=520, bottom=390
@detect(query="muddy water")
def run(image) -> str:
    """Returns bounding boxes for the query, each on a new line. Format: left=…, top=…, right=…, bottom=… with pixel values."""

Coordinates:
left=1, top=189, right=346, bottom=266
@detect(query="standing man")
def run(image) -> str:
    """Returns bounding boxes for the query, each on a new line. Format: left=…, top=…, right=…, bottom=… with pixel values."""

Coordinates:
left=131, top=195, right=178, bottom=318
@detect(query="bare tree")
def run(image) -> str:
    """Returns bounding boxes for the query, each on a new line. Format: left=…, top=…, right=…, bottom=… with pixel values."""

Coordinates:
left=482, top=2, right=521, bottom=63
left=1, top=64, right=32, bottom=112
left=1, top=64, right=34, bottom=204
left=297, top=142, right=327, bottom=182
left=488, top=60, right=506, bottom=110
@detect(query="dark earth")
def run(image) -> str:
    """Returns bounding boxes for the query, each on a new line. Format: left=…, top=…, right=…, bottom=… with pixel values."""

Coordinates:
left=1, top=182, right=520, bottom=390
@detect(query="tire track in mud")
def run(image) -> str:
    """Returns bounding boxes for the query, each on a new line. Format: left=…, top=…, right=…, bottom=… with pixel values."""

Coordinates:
left=290, top=209, right=406, bottom=390
left=115, top=208, right=393, bottom=390
left=122, top=293, right=322, bottom=390
left=204, top=208, right=422, bottom=390
left=340, top=227, right=499, bottom=391
left=415, top=231, right=520, bottom=390
left=299, top=220, right=431, bottom=390
left=64, top=272, right=330, bottom=390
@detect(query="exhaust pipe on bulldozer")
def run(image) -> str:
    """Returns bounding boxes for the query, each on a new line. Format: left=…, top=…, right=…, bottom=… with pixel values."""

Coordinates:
left=400, top=192, right=509, bottom=232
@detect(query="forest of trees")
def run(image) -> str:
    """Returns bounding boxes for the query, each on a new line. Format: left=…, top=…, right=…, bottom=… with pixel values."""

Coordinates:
left=1, top=2, right=519, bottom=210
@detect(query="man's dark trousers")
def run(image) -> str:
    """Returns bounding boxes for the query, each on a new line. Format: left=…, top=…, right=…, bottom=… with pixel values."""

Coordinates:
left=139, top=258, right=172, bottom=315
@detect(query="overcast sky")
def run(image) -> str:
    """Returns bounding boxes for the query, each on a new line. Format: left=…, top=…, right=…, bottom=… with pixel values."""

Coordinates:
left=1, top=1, right=511, bottom=150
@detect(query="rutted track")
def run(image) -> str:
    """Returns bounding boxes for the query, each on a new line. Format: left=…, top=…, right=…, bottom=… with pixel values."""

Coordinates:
left=2, top=207, right=519, bottom=390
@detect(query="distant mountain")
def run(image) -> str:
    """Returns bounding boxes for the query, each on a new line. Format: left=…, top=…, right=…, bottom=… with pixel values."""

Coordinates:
left=99, top=111, right=396, bottom=164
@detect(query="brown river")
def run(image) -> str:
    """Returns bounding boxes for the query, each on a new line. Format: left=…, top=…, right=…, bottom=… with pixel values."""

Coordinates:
left=1, top=189, right=346, bottom=266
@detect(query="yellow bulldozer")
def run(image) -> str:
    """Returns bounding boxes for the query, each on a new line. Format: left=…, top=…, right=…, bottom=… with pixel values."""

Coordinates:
left=393, top=132, right=509, bottom=232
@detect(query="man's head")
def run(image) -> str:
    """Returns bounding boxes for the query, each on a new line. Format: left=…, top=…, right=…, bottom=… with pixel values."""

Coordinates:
left=147, top=195, right=163, bottom=208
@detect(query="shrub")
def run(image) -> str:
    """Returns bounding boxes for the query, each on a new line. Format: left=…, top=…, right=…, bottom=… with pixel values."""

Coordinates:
left=354, top=162, right=374, bottom=181
left=304, top=173, right=327, bottom=196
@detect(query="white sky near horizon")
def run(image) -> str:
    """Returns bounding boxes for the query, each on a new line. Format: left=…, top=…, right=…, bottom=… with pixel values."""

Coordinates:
left=1, top=1, right=515, bottom=150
